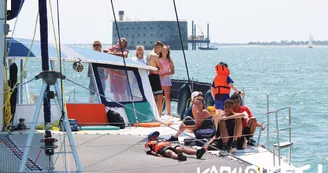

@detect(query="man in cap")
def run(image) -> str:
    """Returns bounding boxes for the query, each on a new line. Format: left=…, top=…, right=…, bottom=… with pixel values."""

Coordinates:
left=104, top=38, right=129, bottom=58
left=145, top=131, right=206, bottom=161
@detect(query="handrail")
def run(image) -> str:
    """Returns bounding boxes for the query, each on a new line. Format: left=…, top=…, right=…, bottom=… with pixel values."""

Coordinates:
left=266, top=94, right=292, bottom=167
left=272, top=106, right=291, bottom=167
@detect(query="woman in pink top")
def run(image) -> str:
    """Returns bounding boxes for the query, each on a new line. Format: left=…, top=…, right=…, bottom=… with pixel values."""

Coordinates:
left=158, top=46, right=175, bottom=117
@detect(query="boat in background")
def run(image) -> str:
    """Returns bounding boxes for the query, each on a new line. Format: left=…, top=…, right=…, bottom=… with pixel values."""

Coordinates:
left=198, top=46, right=218, bottom=50
left=308, top=33, right=314, bottom=48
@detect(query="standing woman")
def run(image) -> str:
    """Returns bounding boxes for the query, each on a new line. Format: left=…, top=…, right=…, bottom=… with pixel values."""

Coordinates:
left=88, top=41, right=105, bottom=102
left=159, top=46, right=175, bottom=117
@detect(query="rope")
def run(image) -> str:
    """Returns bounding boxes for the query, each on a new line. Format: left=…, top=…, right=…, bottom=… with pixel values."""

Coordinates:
left=51, top=0, right=65, bottom=125
left=2, top=11, right=39, bottom=131
left=109, top=0, right=139, bottom=126
left=34, top=148, right=43, bottom=163
left=172, top=0, right=190, bottom=82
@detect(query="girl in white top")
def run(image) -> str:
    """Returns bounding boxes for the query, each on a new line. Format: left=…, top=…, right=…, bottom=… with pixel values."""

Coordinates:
left=131, top=45, right=147, bottom=64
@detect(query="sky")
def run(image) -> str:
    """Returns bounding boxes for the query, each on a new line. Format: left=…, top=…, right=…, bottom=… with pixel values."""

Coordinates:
left=7, top=0, right=328, bottom=44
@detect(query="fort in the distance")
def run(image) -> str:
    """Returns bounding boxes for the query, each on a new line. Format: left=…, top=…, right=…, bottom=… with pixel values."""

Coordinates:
left=112, top=11, right=188, bottom=50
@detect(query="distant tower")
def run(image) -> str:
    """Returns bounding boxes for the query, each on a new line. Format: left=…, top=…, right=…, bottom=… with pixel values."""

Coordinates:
left=119, top=11, right=124, bottom=21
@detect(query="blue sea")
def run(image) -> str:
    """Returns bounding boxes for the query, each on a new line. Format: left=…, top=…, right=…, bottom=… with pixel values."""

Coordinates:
left=23, top=46, right=328, bottom=172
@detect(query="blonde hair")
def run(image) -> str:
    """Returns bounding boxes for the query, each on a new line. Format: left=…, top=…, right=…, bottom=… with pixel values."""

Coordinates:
left=135, top=45, right=144, bottom=57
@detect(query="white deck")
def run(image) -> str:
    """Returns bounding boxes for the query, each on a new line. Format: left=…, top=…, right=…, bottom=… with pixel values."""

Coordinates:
left=24, top=116, right=295, bottom=172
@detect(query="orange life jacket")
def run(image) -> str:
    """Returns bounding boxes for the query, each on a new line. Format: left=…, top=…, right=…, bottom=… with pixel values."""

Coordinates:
left=145, top=140, right=171, bottom=153
left=213, top=64, right=230, bottom=95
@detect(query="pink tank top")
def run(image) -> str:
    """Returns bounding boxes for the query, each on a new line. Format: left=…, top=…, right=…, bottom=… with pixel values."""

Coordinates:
left=159, top=58, right=170, bottom=74
left=159, top=58, right=172, bottom=86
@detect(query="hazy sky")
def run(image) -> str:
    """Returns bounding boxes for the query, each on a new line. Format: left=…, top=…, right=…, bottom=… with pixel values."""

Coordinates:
left=8, top=0, right=328, bottom=44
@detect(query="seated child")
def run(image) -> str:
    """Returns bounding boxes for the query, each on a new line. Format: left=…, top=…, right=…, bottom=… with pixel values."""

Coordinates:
left=205, top=99, right=245, bottom=153
left=145, top=131, right=206, bottom=161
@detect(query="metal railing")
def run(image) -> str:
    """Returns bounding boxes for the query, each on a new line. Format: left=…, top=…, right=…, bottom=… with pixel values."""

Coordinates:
left=265, top=94, right=292, bottom=167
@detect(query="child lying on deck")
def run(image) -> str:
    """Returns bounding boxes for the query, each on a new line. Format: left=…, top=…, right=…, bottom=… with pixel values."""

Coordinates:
left=145, top=131, right=206, bottom=161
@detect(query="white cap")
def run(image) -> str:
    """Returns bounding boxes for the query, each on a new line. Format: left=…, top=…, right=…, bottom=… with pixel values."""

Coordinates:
left=191, top=91, right=202, bottom=100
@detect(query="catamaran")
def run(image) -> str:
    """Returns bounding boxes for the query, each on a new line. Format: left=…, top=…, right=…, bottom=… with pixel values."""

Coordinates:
left=1, top=0, right=297, bottom=172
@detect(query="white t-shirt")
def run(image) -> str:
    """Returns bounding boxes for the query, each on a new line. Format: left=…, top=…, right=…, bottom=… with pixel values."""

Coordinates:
left=131, top=56, right=147, bottom=64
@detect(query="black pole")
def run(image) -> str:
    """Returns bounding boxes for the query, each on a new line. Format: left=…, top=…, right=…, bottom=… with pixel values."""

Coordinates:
left=38, top=0, right=51, bottom=125
left=172, top=0, right=190, bottom=82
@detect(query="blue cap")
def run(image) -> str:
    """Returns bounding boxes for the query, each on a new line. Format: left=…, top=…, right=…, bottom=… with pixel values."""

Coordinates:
left=147, top=131, right=160, bottom=140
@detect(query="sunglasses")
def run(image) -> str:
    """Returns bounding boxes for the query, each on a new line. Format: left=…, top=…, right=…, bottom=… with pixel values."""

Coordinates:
left=93, top=44, right=101, bottom=47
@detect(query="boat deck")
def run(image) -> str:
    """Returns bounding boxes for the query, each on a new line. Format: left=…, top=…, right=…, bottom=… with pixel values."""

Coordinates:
left=0, top=132, right=249, bottom=173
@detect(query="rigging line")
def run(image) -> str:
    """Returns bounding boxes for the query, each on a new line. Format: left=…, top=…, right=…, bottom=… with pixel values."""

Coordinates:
left=109, top=0, right=139, bottom=126
left=172, top=0, right=190, bottom=82
left=0, top=78, right=35, bottom=97
left=55, top=0, right=64, bottom=122
left=55, top=0, right=68, bottom=170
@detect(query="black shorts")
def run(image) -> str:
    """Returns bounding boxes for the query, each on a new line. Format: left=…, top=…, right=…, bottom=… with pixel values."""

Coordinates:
left=149, top=74, right=163, bottom=95
left=157, top=145, right=180, bottom=156
left=243, top=127, right=252, bottom=139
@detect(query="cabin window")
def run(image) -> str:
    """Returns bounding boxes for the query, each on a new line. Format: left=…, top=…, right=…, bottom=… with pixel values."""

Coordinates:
left=99, top=67, right=143, bottom=102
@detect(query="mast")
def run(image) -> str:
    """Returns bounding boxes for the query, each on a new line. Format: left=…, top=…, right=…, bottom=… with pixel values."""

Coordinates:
left=207, top=23, right=209, bottom=48
left=38, top=0, right=51, bottom=125
left=0, top=0, right=5, bottom=131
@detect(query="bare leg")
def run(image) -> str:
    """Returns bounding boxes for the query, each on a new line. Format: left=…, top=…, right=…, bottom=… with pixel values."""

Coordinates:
left=174, top=124, right=186, bottom=138
left=214, top=110, right=224, bottom=129
left=155, top=94, right=163, bottom=117
left=219, top=120, right=229, bottom=143
left=164, top=150, right=179, bottom=159
left=175, top=146, right=196, bottom=155
left=248, top=118, right=258, bottom=137
left=233, top=118, right=243, bottom=141
left=163, top=86, right=171, bottom=116
left=158, top=94, right=164, bottom=117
